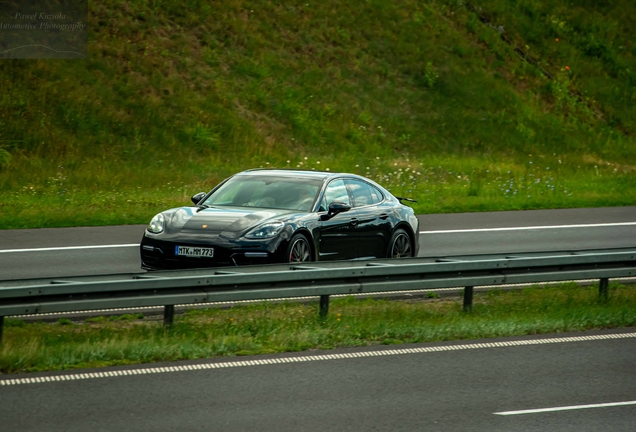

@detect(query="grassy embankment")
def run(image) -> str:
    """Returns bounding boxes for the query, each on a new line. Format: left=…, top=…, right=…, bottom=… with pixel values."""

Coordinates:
left=1, top=283, right=635, bottom=374
left=1, top=0, right=635, bottom=229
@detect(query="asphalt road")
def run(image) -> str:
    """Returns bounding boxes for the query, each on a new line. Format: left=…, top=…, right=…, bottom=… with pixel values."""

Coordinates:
left=1, top=208, right=635, bottom=431
left=0, top=206, right=635, bottom=280
left=2, top=329, right=635, bottom=432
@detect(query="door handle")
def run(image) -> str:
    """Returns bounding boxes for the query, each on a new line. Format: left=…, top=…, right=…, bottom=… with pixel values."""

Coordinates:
left=349, top=218, right=359, bottom=226
left=379, top=213, right=389, bottom=220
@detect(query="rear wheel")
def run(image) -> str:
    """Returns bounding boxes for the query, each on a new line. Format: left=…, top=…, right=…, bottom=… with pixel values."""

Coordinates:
left=287, top=234, right=312, bottom=263
left=388, top=228, right=413, bottom=258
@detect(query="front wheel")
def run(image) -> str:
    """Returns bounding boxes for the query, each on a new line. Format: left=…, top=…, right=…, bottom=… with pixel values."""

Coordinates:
left=286, top=234, right=313, bottom=263
left=387, top=228, right=413, bottom=258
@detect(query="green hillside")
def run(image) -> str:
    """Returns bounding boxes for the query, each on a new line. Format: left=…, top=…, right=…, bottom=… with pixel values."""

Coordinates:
left=1, top=0, right=635, bottom=228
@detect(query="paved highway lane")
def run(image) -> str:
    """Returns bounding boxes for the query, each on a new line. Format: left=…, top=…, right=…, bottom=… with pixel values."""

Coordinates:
left=0, top=206, right=635, bottom=280
left=417, top=206, right=636, bottom=257
left=418, top=223, right=636, bottom=256
left=2, top=329, right=635, bottom=432
left=0, top=225, right=144, bottom=279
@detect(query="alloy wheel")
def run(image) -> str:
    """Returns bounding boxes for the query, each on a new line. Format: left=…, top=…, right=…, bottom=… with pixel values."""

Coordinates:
left=289, top=237, right=311, bottom=262
left=391, top=232, right=412, bottom=258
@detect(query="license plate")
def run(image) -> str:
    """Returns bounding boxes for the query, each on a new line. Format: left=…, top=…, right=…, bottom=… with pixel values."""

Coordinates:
left=175, top=246, right=214, bottom=258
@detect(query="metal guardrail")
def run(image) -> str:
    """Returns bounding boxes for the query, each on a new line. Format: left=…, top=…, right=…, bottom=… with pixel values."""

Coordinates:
left=0, top=248, right=635, bottom=343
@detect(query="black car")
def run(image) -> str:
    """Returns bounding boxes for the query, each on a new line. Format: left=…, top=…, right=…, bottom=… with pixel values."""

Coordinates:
left=140, top=169, right=419, bottom=269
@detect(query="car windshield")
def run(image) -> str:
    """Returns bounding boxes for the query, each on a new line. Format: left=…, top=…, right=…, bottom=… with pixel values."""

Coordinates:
left=203, top=175, right=324, bottom=212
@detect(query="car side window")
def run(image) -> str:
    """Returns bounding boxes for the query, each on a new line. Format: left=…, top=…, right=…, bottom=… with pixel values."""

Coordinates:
left=347, top=179, right=383, bottom=207
left=320, top=179, right=351, bottom=211
left=368, top=184, right=383, bottom=204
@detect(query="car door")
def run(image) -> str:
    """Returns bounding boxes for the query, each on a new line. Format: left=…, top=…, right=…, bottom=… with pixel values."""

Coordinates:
left=345, top=179, right=392, bottom=258
left=317, top=179, right=358, bottom=260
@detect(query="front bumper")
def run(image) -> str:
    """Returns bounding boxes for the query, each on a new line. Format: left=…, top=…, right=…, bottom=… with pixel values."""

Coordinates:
left=140, top=234, right=286, bottom=270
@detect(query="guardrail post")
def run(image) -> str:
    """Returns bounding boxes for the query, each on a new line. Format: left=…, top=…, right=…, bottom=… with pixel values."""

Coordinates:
left=599, top=278, right=609, bottom=301
left=0, top=316, right=4, bottom=344
left=319, top=295, right=330, bottom=318
left=164, top=305, right=175, bottom=326
left=463, top=286, right=474, bottom=312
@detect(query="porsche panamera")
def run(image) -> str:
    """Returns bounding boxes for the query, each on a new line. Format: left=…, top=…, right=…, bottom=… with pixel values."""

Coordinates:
left=140, top=169, right=419, bottom=269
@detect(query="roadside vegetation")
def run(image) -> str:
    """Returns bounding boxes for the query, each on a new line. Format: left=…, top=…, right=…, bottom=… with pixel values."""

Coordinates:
left=1, top=282, right=635, bottom=374
left=1, top=0, right=636, bottom=228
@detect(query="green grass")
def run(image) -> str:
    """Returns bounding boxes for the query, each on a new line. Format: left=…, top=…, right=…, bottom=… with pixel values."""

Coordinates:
left=1, top=282, right=635, bottom=374
left=1, top=0, right=636, bottom=229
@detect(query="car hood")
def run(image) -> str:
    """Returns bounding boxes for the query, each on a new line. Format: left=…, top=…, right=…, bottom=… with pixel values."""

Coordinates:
left=168, top=206, right=292, bottom=236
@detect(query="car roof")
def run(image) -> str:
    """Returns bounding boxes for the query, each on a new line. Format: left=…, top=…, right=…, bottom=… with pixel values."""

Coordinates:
left=239, top=168, right=337, bottom=180
left=229, top=169, right=395, bottom=201
left=237, top=169, right=390, bottom=191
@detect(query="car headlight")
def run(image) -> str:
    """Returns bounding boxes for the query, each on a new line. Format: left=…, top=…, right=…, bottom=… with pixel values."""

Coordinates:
left=244, top=221, right=285, bottom=239
left=147, top=213, right=165, bottom=234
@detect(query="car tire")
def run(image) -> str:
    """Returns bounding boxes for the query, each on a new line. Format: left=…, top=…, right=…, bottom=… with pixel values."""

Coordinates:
left=387, top=228, right=413, bottom=258
left=286, top=234, right=313, bottom=263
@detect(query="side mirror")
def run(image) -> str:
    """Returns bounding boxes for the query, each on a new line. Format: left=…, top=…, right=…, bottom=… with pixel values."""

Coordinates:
left=320, top=201, right=351, bottom=220
left=191, top=192, right=207, bottom=205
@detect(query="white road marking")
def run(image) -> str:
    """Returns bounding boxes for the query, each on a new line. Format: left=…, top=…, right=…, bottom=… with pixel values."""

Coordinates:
left=0, top=244, right=139, bottom=253
left=419, top=221, right=636, bottom=234
left=1, top=222, right=633, bottom=253
left=2, top=332, right=635, bottom=386
left=0, top=223, right=632, bottom=252
left=494, top=400, right=636, bottom=416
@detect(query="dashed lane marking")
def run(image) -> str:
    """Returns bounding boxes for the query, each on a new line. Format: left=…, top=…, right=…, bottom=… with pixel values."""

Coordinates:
left=494, top=400, right=636, bottom=415
left=419, top=221, right=636, bottom=234
left=3, top=222, right=635, bottom=252
left=0, top=244, right=139, bottom=253
left=2, top=332, right=635, bottom=386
